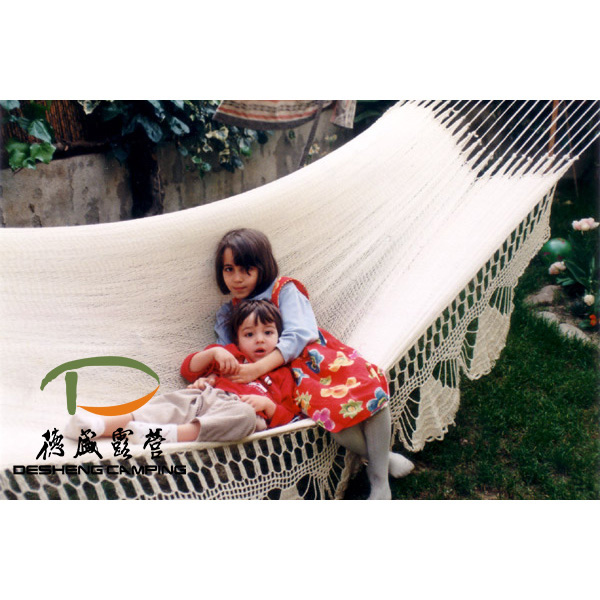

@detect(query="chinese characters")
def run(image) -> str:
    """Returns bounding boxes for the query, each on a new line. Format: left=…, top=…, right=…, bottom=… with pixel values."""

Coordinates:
left=36, top=426, right=165, bottom=461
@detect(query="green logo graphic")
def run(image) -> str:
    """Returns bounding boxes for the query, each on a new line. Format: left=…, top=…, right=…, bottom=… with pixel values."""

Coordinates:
left=41, top=356, right=160, bottom=416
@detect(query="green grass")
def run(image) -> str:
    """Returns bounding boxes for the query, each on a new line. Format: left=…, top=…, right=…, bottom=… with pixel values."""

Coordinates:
left=344, top=175, right=600, bottom=500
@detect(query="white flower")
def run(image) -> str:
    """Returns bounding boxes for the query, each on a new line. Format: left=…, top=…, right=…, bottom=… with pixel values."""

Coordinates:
left=582, top=218, right=599, bottom=229
left=548, top=261, right=566, bottom=275
left=583, top=294, right=595, bottom=306
left=572, top=217, right=599, bottom=231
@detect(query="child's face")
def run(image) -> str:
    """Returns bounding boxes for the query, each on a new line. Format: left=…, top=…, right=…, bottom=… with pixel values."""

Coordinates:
left=236, top=314, right=279, bottom=362
left=222, top=248, right=258, bottom=299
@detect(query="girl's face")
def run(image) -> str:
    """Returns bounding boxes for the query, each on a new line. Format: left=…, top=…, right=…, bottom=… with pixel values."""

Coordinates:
left=222, top=248, right=259, bottom=299
left=236, top=314, right=279, bottom=362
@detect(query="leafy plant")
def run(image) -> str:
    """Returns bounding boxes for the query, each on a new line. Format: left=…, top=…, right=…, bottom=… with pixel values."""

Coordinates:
left=78, top=100, right=270, bottom=177
left=1, top=101, right=56, bottom=170
left=546, top=217, right=599, bottom=329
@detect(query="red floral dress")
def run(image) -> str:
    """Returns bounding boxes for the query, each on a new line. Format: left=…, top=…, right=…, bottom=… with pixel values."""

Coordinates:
left=271, top=277, right=389, bottom=433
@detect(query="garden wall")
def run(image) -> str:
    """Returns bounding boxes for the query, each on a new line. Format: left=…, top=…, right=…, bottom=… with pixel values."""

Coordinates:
left=0, top=110, right=353, bottom=228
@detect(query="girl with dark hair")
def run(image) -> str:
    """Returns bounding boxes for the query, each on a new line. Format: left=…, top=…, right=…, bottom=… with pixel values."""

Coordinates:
left=210, top=228, right=414, bottom=499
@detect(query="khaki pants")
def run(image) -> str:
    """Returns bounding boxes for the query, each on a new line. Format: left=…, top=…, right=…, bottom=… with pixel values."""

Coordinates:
left=132, top=386, right=264, bottom=442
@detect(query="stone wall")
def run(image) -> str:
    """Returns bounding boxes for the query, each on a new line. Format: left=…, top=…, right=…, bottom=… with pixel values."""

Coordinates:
left=0, top=109, right=354, bottom=228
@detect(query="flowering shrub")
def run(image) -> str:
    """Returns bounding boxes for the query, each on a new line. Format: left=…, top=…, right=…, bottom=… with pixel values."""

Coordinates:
left=547, top=217, right=599, bottom=329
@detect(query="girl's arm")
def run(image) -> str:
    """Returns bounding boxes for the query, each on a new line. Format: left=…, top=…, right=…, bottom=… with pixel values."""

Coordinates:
left=230, top=348, right=285, bottom=383
left=276, top=282, right=319, bottom=362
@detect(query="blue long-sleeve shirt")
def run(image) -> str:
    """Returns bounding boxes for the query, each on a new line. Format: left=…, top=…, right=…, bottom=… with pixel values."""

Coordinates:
left=215, top=279, right=319, bottom=363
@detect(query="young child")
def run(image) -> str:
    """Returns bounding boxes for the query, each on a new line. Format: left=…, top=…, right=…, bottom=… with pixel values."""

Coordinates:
left=213, top=228, right=415, bottom=500
left=64, top=299, right=300, bottom=445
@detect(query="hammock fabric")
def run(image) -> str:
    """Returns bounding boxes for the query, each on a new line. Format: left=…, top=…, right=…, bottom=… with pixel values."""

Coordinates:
left=1, top=100, right=598, bottom=500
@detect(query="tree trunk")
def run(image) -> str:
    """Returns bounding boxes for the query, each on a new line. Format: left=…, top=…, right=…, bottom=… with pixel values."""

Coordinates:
left=127, top=142, right=164, bottom=219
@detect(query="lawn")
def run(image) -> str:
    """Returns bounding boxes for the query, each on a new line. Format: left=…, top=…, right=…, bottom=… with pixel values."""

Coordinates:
left=344, top=173, right=599, bottom=500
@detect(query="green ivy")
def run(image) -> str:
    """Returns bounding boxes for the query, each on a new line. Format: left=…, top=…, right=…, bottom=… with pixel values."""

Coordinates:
left=1, top=100, right=56, bottom=170
left=79, top=100, right=270, bottom=177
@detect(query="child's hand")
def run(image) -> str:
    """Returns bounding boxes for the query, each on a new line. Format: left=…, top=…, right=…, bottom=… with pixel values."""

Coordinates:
left=240, top=394, right=275, bottom=418
left=187, top=373, right=217, bottom=390
left=212, top=347, right=240, bottom=376
left=228, top=362, right=260, bottom=384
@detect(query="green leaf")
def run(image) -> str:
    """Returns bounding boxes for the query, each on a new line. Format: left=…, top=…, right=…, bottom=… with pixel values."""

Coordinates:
left=0, top=100, right=20, bottom=111
left=556, top=276, right=575, bottom=287
left=16, top=116, right=31, bottom=130
left=206, top=127, right=228, bottom=142
left=135, top=116, right=163, bottom=143
left=29, top=142, right=55, bottom=164
left=22, top=101, right=50, bottom=121
left=564, top=258, right=587, bottom=284
left=78, top=100, right=101, bottom=115
left=171, top=100, right=185, bottom=111
left=354, top=109, right=383, bottom=124
left=102, top=102, right=127, bottom=121
left=5, top=139, right=29, bottom=170
left=148, top=100, right=166, bottom=120
left=27, top=119, right=54, bottom=143
left=238, top=138, right=252, bottom=156
left=168, top=115, right=190, bottom=136
left=191, top=156, right=211, bottom=172
left=22, top=156, right=37, bottom=169
left=5, top=139, right=29, bottom=152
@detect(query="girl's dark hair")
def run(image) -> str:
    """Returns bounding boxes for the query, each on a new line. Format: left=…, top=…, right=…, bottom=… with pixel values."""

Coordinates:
left=215, top=228, right=279, bottom=296
left=229, top=299, right=283, bottom=342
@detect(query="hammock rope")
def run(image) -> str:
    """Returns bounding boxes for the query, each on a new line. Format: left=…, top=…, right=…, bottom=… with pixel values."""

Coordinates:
left=1, top=100, right=598, bottom=500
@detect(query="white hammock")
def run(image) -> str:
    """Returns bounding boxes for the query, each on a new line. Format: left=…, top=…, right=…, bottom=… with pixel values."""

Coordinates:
left=1, top=100, right=598, bottom=500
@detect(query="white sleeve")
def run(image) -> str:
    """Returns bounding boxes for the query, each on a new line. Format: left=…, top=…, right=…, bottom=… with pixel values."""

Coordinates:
left=276, top=283, right=319, bottom=362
